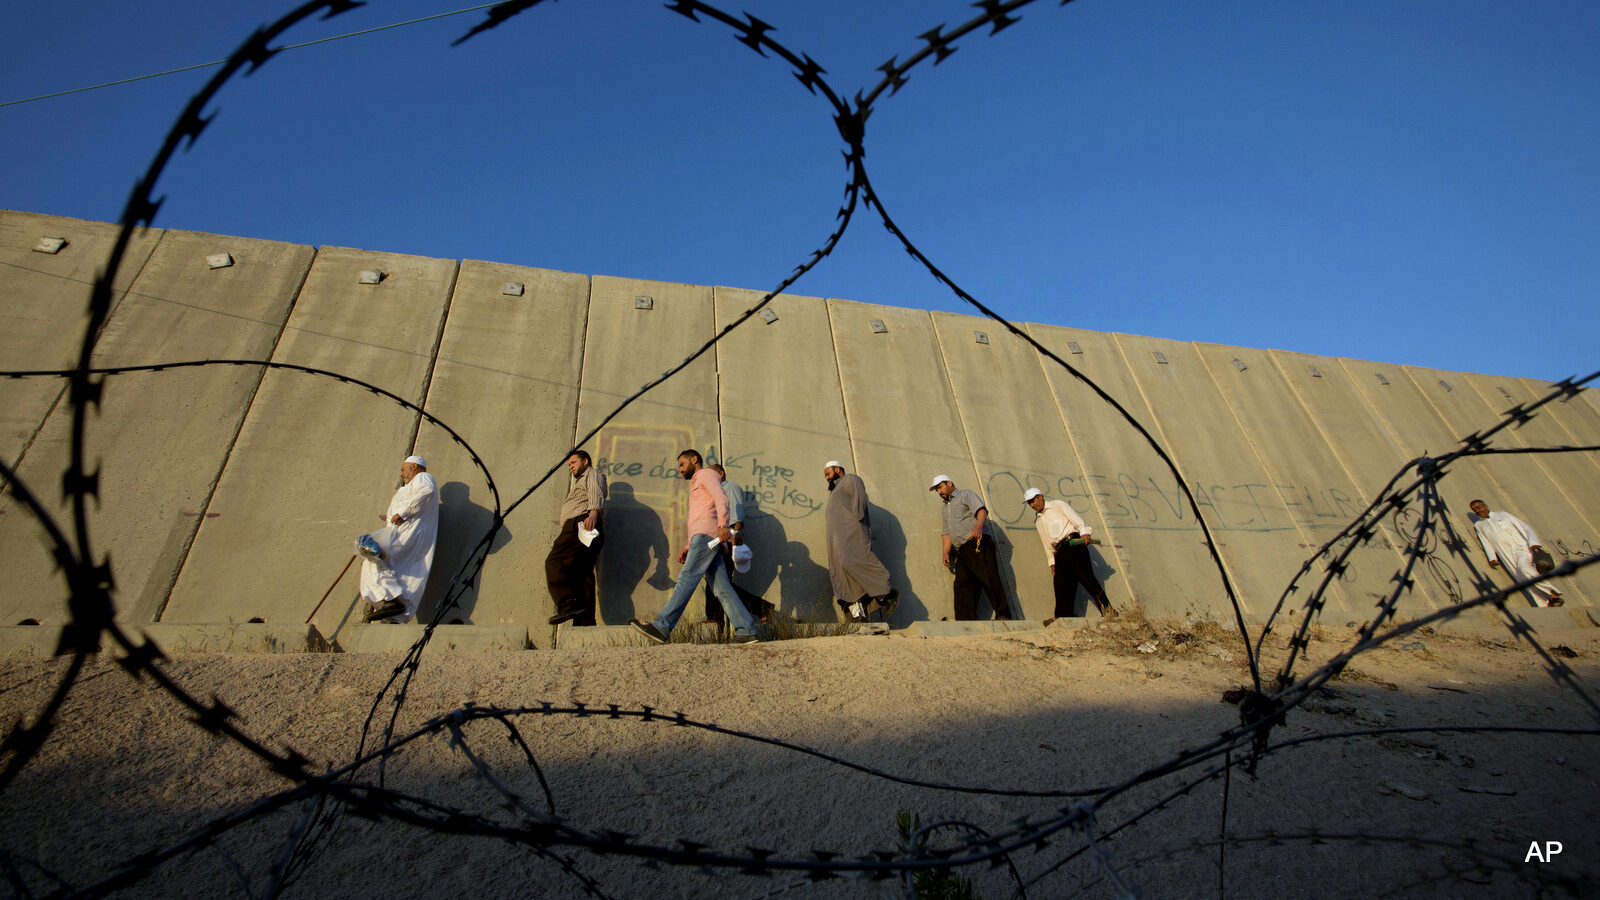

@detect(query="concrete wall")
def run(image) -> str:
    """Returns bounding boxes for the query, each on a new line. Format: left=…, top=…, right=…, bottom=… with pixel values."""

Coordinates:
left=2, top=210, right=1595, bottom=631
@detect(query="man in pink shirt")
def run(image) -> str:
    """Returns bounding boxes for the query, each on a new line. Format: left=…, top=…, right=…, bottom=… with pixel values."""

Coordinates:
left=631, top=449, right=762, bottom=644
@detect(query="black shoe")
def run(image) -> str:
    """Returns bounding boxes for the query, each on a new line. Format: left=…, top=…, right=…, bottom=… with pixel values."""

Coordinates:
left=365, top=599, right=406, bottom=622
left=630, top=619, right=668, bottom=645
left=548, top=611, right=579, bottom=626
left=876, top=588, right=900, bottom=622
left=728, top=633, right=762, bottom=644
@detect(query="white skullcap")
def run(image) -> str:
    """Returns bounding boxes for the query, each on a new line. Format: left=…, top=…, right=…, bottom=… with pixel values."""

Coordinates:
left=404, top=455, right=427, bottom=468
left=824, top=460, right=844, bottom=470
left=928, top=474, right=952, bottom=491
left=732, top=543, right=754, bottom=573
left=1023, top=488, right=1044, bottom=502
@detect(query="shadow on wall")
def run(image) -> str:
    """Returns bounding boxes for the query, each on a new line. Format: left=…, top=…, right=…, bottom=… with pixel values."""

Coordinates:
left=988, top=527, right=1021, bottom=619
left=1052, top=543, right=1121, bottom=617
left=865, top=501, right=915, bottom=624
left=598, top=481, right=672, bottom=623
left=740, top=506, right=831, bottom=622
left=417, top=481, right=510, bottom=624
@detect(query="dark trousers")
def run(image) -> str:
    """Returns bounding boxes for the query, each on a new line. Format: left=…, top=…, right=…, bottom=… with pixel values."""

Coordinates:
left=1052, top=539, right=1109, bottom=617
left=545, top=515, right=603, bottom=625
left=952, top=536, right=1011, bottom=621
left=704, top=542, right=768, bottom=624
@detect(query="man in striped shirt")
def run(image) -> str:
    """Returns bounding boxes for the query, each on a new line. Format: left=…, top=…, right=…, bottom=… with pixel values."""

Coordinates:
left=545, top=450, right=606, bottom=626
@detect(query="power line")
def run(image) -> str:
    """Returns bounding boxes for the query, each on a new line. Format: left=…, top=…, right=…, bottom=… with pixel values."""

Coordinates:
left=0, top=2, right=505, bottom=109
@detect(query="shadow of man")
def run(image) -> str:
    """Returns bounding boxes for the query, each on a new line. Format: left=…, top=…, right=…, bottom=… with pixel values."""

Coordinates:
left=863, top=501, right=913, bottom=624
left=417, top=480, right=510, bottom=624
left=598, top=481, right=672, bottom=624
left=1053, top=541, right=1120, bottom=617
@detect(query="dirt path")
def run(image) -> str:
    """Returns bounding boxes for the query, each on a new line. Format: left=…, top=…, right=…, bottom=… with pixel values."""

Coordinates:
left=1, top=617, right=1596, bottom=898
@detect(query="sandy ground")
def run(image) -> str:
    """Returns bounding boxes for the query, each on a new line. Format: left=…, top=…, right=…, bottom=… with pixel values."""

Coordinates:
left=0, top=616, right=1597, bottom=899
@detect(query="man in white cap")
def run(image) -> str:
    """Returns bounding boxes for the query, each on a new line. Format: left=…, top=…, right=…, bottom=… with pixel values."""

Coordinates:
left=1026, top=488, right=1115, bottom=623
left=823, top=461, right=896, bottom=622
left=931, top=475, right=1012, bottom=621
left=1469, top=498, right=1563, bottom=607
left=360, top=455, right=439, bottom=623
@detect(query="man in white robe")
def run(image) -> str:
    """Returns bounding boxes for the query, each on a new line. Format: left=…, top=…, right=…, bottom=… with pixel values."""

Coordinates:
left=360, top=455, right=440, bottom=622
left=1469, top=499, right=1562, bottom=607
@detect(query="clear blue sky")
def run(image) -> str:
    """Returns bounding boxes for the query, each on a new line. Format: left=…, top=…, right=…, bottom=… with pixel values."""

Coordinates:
left=3, top=0, right=1596, bottom=381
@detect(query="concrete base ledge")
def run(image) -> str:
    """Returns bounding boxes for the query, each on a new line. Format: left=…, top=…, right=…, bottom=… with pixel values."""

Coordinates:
left=555, top=622, right=886, bottom=648
left=906, top=620, right=1041, bottom=637
left=338, top=624, right=531, bottom=653
left=141, top=623, right=332, bottom=654
left=556, top=624, right=651, bottom=649
left=0, top=625, right=94, bottom=656
left=1425, top=605, right=1593, bottom=634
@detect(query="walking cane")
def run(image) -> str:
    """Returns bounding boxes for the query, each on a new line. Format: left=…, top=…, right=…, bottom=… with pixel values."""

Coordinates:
left=307, top=554, right=357, bottom=624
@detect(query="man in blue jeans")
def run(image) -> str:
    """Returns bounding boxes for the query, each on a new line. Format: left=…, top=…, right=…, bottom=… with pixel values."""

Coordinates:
left=630, top=450, right=762, bottom=644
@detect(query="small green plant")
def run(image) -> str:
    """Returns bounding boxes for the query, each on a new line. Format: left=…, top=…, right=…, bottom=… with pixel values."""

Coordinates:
left=896, top=811, right=980, bottom=900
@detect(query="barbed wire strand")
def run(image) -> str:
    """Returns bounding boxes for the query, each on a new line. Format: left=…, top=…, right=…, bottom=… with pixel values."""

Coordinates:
left=1, top=0, right=1596, bottom=895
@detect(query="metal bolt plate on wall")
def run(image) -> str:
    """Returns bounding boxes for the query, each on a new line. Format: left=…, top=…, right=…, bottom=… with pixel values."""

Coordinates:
left=33, top=236, right=66, bottom=254
left=1438, top=379, right=1453, bottom=392
left=206, top=252, right=234, bottom=269
left=635, top=295, right=653, bottom=310
left=503, top=282, right=525, bottom=297
left=759, top=308, right=778, bottom=324
left=1067, top=341, right=1083, bottom=355
left=1375, top=373, right=1390, bottom=385
left=1307, top=365, right=1323, bottom=378
left=358, top=269, right=384, bottom=285
left=869, top=319, right=887, bottom=334
left=1153, top=351, right=1168, bottom=365
left=974, top=331, right=989, bottom=344
left=1231, top=358, right=1247, bottom=372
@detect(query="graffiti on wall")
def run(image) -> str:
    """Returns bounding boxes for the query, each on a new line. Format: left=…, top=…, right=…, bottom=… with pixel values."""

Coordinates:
left=593, top=426, right=826, bottom=524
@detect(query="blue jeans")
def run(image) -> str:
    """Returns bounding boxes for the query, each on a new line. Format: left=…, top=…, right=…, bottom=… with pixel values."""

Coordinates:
left=652, top=534, right=758, bottom=637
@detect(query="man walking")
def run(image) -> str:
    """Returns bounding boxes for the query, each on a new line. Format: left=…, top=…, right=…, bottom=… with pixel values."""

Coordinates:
left=360, top=455, right=439, bottom=623
left=631, top=450, right=762, bottom=644
left=703, top=464, right=769, bottom=625
left=545, top=450, right=606, bottom=626
left=823, top=461, right=896, bottom=623
left=930, top=475, right=1012, bottom=621
left=1469, top=499, right=1563, bottom=607
left=1026, top=487, right=1115, bottom=623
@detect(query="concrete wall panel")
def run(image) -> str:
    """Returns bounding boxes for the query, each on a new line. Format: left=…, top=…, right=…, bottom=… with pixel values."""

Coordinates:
left=1267, top=349, right=1444, bottom=610
left=575, top=276, right=720, bottom=624
left=1196, top=342, right=1424, bottom=616
left=0, top=211, right=162, bottom=468
left=412, top=261, right=591, bottom=641
left=712, top=287, right=847, bottom=622
left=1025, top=324, right=1211, bottom=619
left=933, top=312, right=1082, bottom=620
left=6, top=212, right=1586, bottom=631
left=1340, top=357, right=1595, bottom=609
left=1111, top=334, right=1321, bottom=618
left=1460, top=373, right=1600, bottom=536
left=1402, top=364, right=1600, bottom=607
left=1583, top=388, right=1600, bottom=433
left=163, top=247, right=457, bottom=627
left=0, top=230, right=312, bottom=626
left=829, top=300, right=977, bottom=622
left=1521, top=380, right=1600, bottom=447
